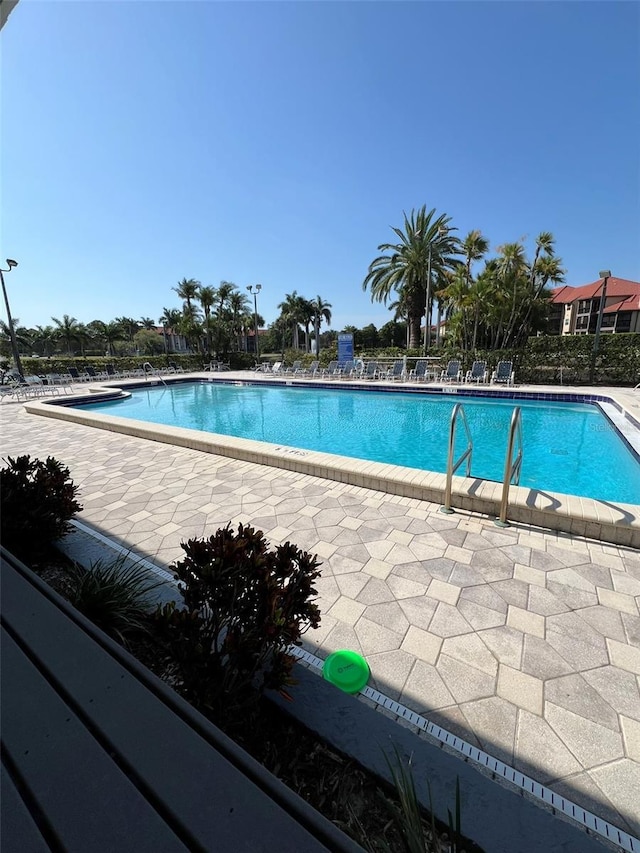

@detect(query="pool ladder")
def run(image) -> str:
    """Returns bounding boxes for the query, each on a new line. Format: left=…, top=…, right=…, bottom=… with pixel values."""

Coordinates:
left=439, top=403, right=523, bottom=526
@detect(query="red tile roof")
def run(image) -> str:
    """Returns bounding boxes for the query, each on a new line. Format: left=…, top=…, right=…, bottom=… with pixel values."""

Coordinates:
left=550, top=278, right=640, bottom=312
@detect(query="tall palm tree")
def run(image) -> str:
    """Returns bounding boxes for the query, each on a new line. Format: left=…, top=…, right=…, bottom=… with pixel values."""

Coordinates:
left=140, top=317, right=156, bottom=330
left=173, top=278, right=200, bottom=313
left=114, top=317, right=140, bottom=343
left=363, top=206, right=460, bottom=349
left=228, top=291, right=251, bottom=351
left=310, top=295, right=332, bottom=358
left=214, top=282, right=237, bottom=357
left=51, top=314, right=81, bottom=356
left=32, top=325, right=57, bottom=356
left=159, top=307, right=183, bottom=354
left=198, top=286, right=216, bottom=356
left=277, top=290, right=307, bottom=350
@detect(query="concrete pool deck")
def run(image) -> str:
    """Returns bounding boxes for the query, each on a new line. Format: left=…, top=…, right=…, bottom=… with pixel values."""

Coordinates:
left=1, top=376, right=639, bottom=840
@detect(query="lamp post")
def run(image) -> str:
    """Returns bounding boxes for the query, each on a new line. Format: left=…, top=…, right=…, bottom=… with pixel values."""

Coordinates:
left=0, top=258, right=23, bottom=379
left=246, top=284, right=262, bottom=362
left=423, top=226, right=448, bottom=355
left=589, top=269, right=611, bottom=385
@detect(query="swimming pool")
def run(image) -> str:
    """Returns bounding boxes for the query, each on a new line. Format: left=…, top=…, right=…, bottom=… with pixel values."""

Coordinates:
left=79, top=381, right=640, bottom=504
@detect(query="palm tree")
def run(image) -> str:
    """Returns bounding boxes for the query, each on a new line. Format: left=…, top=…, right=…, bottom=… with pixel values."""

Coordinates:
left=140, top=317, right=156, bottom=330
left=278, top=290, right=307, bottom=350
left=114, top=317, right=140, bottom=343
left=198, top=286, right=216, bottom=356
left=310, top=295, right=332, bottom=358
left=228, top=291, right=251, bottom=351
left=299, top=298, right=314, bottom=352
left=159, top=307, right=183, bottom=354
left=173, top=278, right=200, bottom=312
left=214, top=282, right=237, bottom=357
left=179, top=303, right=203, bottom=354
left=51, top=314, right=81, bottom=356
left=32, top=325, right=57, bottom=356
left=363, top=206, right=460, bottom=349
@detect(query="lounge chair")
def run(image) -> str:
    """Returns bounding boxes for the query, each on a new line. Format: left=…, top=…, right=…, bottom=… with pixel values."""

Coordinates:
left=45, top=373, right=73, bottom=393
left=84, top=366, right=108, bottom=380
left=465, top=361, right=488, bottom=384
left=440, top=360, right=462, bottom=383
left=321, top=360, right=340, bottom=379
left=385, top=360, right=405, bottom=381
left=409, top=359, right=428, bottom=382
left=285, top=360, right=302, bottom=374
left=68, top=367, right=90, bottom=383
left=296, top=360, right=318, bottom=377
left=491, top=361, right=515, bottom=385
left=271, top=361, right=284, bottom=374
left=362, top=361, right=380, bottom=380
left=338, top=359, right=356, bottom=379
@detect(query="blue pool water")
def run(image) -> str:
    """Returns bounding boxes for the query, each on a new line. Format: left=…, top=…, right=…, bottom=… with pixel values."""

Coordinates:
left=80, top=382, right=640, bottom=504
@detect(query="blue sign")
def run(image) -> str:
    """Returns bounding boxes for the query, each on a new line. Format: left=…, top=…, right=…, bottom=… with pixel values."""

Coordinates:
left=337, top=333, right=354, bottom=366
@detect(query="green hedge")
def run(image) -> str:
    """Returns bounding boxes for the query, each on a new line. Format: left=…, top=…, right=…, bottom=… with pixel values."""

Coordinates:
left=19, top=353, right=204, bottom=375
left=16, top=334, right=640, bottom=386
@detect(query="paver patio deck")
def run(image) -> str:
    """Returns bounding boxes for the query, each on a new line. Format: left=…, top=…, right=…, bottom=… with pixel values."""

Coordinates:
left=2, top=379, right=639, bottom=839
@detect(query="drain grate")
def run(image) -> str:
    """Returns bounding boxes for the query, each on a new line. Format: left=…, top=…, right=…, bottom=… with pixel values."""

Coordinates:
left=290, top=646, right=638, bottom=853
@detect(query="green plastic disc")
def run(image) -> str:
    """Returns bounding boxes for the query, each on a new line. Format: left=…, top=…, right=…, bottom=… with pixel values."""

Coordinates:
left=322, top=649, right=370, bottom=694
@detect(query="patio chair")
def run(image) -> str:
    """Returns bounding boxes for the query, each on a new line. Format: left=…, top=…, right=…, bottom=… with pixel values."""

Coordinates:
left=67, top=367, right=90, bottom=383
left=168, top=361, right=185, bottom=373
left=296, top=360, right=318, bottom=377
left=465, top=361, right=488, bottom=384
left=45, top=373, right=73, bottom=393
left=284, top=360, right=302, bottom=374
left=271, top=361, right=284, bottom=374
left=362, top=361, right=380, bottom=380
left=385, top=360, right=405, bottom=381
left=409, top=359, right=428, bottom=382
left=491, top=360, right=515, bottom=385
left=321, top=360, right=340, bottom=379
left=84, top=366, right=108, bottom=381
left=440, top=360, right=462, bottom=383
left=338, top=359, right=356, bottom=379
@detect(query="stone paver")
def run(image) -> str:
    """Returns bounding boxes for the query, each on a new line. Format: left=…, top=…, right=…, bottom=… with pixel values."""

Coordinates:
left=2, top=389, right=639, bottom=835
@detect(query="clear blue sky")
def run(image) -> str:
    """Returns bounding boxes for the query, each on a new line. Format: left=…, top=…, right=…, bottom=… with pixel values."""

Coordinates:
left=2, top=1, right=639, bottom=332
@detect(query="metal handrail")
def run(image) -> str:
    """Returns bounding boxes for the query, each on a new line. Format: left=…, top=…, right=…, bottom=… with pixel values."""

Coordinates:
left=440, top=402, right=473, bottom=514
left=496, top=406, right=523, bottom=527
left=143, top=362, right=167, bottom=386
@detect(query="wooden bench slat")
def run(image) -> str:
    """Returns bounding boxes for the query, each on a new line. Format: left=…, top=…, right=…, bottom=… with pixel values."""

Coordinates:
left=2, top=560, right=340, bottom=852
left=1, top=762, right=52, bottom=853
left=1, top=627, right=188, bottom=853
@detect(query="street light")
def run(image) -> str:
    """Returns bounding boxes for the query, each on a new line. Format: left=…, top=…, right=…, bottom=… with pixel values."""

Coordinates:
left=424, top=226, right=448, bottom=355
left=0, top=258, right=23, bottom=379
left=589, top=269, right=611, bottom=385
left=246, top=284, right=262, bottom=362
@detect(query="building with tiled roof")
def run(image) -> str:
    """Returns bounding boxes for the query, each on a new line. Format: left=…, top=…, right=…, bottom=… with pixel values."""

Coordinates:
left=548, top=276, right=640, bottom=335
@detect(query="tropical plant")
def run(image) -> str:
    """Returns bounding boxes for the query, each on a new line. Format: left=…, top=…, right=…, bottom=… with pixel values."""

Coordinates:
left=277, top=290, right=307, bottom=350
left=51, top=314, right=82, bottom=355
left=155, top=523, right=322, bottom=728
left=159, top=307, right=183, bottom=354
left=0, top=455, right=83, bottom=559
left=378, top=745, right=463, bottom=853
left=64, top=556, right=163, bottom=646
left=139, top=317, right=156, bottom=330
left=363, top=207, right=461, bottom=349
left=310, top=295, right=332, bottom=358
left=198, top=285, right=216, bottom=355
left=173, top=277, right=200, bottom=312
